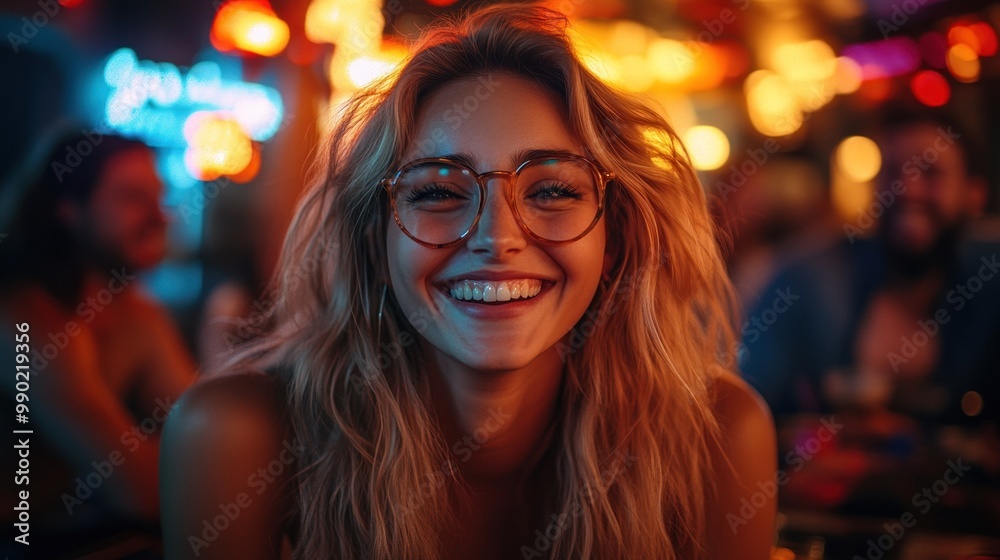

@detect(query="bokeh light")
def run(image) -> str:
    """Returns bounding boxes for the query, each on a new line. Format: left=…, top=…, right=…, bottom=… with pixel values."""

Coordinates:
left=683, top=126, right=730, bottom=171
left=835, top=136, right=881, bottom=183
left=969, top=22, right=997, bottom=56
left=745, top=70, right=803, bottom=137
left=946, top=43, right=981, bottom=83
left=211, top=0, right=290, bottom=57
left=910, top=70, right=951, bottom=107
left=183, top=113, right=254, bottom=180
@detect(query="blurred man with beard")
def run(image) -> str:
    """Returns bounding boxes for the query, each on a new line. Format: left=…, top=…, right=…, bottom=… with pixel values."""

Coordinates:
left=739, top=110, right=997, bottom=425
left=0, top=130, right=197, bottom=556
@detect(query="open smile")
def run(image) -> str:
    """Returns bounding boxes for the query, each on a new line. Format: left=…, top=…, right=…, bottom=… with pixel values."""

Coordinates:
left=446, top=279, right=544, bottom=303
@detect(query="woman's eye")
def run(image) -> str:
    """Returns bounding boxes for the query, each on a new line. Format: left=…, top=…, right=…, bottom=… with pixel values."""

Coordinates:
left=526, top=182, right=583, bottom=201
left=404, top=184, right=467, bottom=203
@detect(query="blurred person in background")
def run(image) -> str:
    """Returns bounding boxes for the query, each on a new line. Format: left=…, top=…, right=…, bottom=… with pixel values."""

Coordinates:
left=0, top=129, right=198, bottom=556
left=739, top=108, right=1000, bottom=535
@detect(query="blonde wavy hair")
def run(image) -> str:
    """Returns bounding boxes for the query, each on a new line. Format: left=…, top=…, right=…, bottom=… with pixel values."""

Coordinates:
left=227, top=4, right=738, bottom=558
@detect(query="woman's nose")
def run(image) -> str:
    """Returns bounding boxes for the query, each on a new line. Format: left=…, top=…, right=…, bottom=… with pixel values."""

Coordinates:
left=464, top=176, right=528, bottom=256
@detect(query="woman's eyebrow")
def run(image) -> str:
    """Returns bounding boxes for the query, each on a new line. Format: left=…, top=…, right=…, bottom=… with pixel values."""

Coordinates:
left=420, top=148, right=586, bottom=169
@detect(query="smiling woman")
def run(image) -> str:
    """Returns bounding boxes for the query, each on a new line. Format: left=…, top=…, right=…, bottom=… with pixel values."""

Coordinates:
left=160, top=4, right=777, bottom=560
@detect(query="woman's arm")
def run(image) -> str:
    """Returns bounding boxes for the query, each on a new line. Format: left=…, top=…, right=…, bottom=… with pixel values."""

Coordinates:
left=704, top=372, right=778, bottom=559
left=160, top=373, right=295, bottom=560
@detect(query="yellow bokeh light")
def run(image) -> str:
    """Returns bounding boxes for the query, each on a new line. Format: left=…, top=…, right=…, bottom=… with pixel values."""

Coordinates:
left=306, top=0, right=383, bottom=51
left=833, top=56, right=863, bottom=94
left=647, top=38, right=695, bottom=83
left=745, top=71, right=803, bottom=137
left=831, top=171, right=873, bottom=223
left=185, top=115, right=253, bottom=179
left=683, top=126, right=730, bottom=171
left=608, top=20, right=651, bottom=55
left=771, top=40, right=837, bottom=82
left=946, top=43, right=980, bottom=83
left=619, top=54, right=655, bottom=92
left=835, top=136, right=881, bottom=183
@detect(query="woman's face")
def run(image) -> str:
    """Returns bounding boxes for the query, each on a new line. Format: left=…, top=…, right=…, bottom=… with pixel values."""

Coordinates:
left=386, top=75, right=607, bottom=373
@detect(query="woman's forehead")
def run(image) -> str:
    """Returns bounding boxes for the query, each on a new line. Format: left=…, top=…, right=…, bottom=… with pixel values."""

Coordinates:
left=404, top=75, right=582, bottom=167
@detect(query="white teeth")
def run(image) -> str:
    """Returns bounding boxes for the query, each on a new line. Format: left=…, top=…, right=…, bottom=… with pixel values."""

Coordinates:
left=447, top=279, right=543, bottom=302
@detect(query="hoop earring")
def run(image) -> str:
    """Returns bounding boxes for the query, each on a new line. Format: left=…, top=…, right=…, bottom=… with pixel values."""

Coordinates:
left=376, top=283, right=388, bottom=349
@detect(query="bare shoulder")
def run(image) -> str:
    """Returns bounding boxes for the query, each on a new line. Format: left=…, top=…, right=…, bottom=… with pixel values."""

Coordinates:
left=163, top=371, right=293, bottom=474
left=710, top=370, right=775, bottom=441
left=169, top=371, right=288, bottom=424
left=161, top=372, right=296, bottom=560
left=704, top=371, right=777, bottom=559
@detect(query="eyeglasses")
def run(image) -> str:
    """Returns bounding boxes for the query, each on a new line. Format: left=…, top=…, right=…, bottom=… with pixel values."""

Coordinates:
left=382, top=154, right=614, bottom=248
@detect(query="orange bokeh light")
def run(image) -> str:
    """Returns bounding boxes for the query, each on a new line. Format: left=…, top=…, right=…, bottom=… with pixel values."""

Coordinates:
left=969, top=22, right=998, bottom=56
left=211, top=0, right=290, bottom=57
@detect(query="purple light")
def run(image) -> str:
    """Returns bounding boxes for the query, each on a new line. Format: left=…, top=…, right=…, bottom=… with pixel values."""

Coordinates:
left=842, top=37, right=921, bottom=80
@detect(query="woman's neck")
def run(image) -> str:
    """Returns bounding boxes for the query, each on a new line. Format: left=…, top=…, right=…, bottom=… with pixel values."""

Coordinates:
left=425, top=344, right=564, bottom=488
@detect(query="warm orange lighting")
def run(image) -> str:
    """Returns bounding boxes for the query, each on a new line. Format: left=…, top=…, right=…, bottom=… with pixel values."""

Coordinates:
left=425, top=0, right=459, bottom=6
left=969, top=22, right=998, bottom=56
left=910, top=70, right=950, bottom=107
left=184, top=113, right=254, bottom=180
left=230, top=144, right=262, bottom=183
left=835, top=136, right=881, bottom=183
left=946, top=43, right=980, bottom=83
left=948, top=25, right=981, bottom=54
left=648, top=38, right=694, bottom=84
left=212, top=0, right=290, bottom=57
left=833, top=56, right=863, bottom=94
left=683, top=126, right=730, bottom=171
left=858, top=77, right=892, bottom=102
left=745, top=70, right=803, bottom=137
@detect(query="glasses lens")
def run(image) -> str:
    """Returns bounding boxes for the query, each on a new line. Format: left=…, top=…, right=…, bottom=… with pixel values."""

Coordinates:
left=394, top=162, right=480, bottom=245
left=515, top=158, right=601, bottom=242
